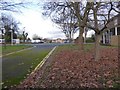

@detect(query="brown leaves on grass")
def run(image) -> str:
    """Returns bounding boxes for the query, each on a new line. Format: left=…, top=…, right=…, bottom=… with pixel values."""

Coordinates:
left=16, top=47, right=119, bottom=88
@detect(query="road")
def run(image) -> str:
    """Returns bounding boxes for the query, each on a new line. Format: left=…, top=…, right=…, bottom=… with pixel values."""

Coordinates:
left=2, top=43, right=68, bottom=87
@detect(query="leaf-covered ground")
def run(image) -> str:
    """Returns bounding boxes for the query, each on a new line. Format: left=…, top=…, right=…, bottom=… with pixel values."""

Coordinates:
left=16, top=45, right=119, bottom=89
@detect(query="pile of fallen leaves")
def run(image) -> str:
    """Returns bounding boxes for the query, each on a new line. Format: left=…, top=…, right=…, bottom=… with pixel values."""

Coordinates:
left=16, top=46, right=119, bottom=89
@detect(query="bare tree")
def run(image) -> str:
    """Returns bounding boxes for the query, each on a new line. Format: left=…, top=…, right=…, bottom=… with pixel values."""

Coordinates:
left=0, top=13, right=20, bottom=47
left=70, top=2, right=92, bottom=49
left=42, top=1, right=119, bottom=60
left=88, top=2, right=120, bottom=61
left=0, top=0, right=31, bottom=46
left=53, top=7, right=78, bottom=43
left=60, top=22, right=78, bottom=43
left=22, top=28, right=28, bottom=43
left=43, top=2, right=78, bottom=43
left=32, top=34, right=42, bottom=40
left=0, top=0, right=30, bottom=12
left=42, top=1, right=92, bottom=50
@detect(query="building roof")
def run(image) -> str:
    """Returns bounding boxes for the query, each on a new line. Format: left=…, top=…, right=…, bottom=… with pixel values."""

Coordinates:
left=106, top=14, right=120, bottom=29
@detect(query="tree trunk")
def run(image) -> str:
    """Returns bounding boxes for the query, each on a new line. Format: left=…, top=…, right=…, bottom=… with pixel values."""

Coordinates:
left=4, top=34, right=7, bottom=49
left=72, top=32, right=74, bottom=43
left=3, top=42, right=6, bottom=49
left=84, top=32, right=87, bottom=44
left=118, top=35, right=120, bottom=78
left=69, top=32, right=72, bottom=43
left=94, top=34, right=101, bottom=61
left=77, top=27, right=84, bottom=50
left=23, top=36, right=25, bottom=43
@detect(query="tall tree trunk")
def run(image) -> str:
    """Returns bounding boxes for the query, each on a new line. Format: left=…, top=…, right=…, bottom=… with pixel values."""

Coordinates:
left=4, top=32, right=7, bottom=49
left=72, top=31, right=74, bottom=43
left=78, top=27, right=84, bottom=50
left=118, top=35, right=120, bottom=78
left=4, top=39, right=6, bottom=49
left=69, top=31, right=72, bottom=43
left=23, top=36, right=25, bottom=43
left=94, top=33, right=101, bottom=61
left=84, top=28, right=87, bottom=44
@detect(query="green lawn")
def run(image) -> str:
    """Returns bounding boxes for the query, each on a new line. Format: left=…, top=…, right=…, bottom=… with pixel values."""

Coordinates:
left=56, top=43, right=118, bottom=52
left=55, top=44, right=94, bottom=52
left=2, top=46, right=51, bottom=88
left=0, top=45, right=32, bottom=56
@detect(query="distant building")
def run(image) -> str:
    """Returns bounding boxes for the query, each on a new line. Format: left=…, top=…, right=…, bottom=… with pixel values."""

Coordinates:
left=51, top=38, right=65, bottom=43
left=13, top=39, right=20, bottom=44
left=0, top=39, right=20, bottom=44
left=56, top=38, right=64, bottom=43
left=52, top=39, right=57, bottom=43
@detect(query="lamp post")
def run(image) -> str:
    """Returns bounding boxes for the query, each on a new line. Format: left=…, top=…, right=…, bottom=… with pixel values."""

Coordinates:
left=0, top=21, right=6, bottom=47
left=0, top=21, right=4, bottom=39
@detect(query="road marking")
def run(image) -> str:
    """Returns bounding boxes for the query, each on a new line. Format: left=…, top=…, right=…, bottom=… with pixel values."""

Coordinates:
left=30, top=46, right=57, bottom=75
left=0, top=46, right=36, bottom=57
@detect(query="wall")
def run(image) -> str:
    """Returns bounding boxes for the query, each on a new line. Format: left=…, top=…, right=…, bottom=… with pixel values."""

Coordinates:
left=111, top=35, right=120, bottom=46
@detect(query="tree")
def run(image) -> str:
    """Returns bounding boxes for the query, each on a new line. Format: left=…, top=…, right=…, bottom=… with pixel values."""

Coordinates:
left=70, top=2, right=92, bottom=49
left=55, top=11, right=78, bottom=43
left=17, top=33, right=22, bottom=39
left=43, top=1, right=119, bottom=60
left=0, top=0, right=31, bottom=46
left=17, top=30, right=29, bottom=43
left=43, top=2, right=78, bottom=43
left=32, top=34, right=42, bottom=40
left=0, top=0, right=30, bottom=12
left=42, top=1, right=92, bottom=50
left=27, top=37, right=31, bottom=42
left=84, top=27, right=89, bottom=44
left=0, top=13, right=20, bottom=45
left=22, top=31, right=28, bottom=43
left=61, top=22, right=78, bottom=43
left=91, top=34, right=95, bottom=42
left=87, top=2, right=119, bottom=61
left=92, top=2, right=119, bottom=61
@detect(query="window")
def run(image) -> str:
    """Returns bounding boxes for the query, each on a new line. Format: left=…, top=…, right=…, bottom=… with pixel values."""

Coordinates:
left=117, top=27, right=120, bottom=35
left=110, top=28, right=115, bottom=35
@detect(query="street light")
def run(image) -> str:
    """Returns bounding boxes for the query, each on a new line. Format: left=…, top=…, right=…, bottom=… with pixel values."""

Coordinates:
left=0, top=21, right=5, bottom=44
left=0, top=21, right=4, bottom=38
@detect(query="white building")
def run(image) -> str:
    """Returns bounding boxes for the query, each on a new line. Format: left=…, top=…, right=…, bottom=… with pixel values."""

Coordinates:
left=0, top=39, right=20, bottom=44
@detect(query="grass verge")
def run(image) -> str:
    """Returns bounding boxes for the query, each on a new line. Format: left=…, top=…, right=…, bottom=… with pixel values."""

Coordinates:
left=0, top=45, right=32, bottom=56
left=55, top=44, right=94, bottom=52
left=37, top=44, right=119, bottom=88
left=2, top=47, right=51, bottom=88
left=56, top=43, right=118, bottom=52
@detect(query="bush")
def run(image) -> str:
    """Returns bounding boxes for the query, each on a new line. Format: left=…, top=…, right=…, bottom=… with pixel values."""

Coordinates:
left=86, top=38, right=95, bottom=43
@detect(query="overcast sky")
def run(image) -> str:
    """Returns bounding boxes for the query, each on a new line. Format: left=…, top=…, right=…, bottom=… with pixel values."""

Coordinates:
left=9, top=0, right=94, bottom=39
left=9, top=1, right=66, bottom=39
